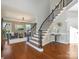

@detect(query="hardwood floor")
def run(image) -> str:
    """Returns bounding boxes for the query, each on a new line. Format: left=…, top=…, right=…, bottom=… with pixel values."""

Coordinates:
left=2, top=42, right=78, bottom=59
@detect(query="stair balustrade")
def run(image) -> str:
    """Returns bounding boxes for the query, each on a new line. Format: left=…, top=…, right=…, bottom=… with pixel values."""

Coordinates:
left=31, top=23, right=37, bottom=36
left=63, top=0, right=72, bottom=7
left=38, top=30, right=42, bottom=48
left=28, top=0, right=73, bottom=49
left=38, top=0, right=73, bottom=48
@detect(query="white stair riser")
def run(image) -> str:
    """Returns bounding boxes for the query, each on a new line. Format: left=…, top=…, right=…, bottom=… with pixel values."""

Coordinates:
left=30, top=40, right=39, bottom=45
left=32, top=37, right=39, bottom=40
left=33, top=34, right=39, bottom=37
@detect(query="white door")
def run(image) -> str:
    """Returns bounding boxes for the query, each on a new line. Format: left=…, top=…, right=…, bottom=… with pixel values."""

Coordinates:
left=70, top=26, right=78, bottom=43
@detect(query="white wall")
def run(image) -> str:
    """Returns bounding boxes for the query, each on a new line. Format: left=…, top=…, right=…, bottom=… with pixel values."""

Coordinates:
left=66, top=11, right=78, bottom=43
left=66, top=11, right=78, bottom=29
left=35, top=0, right=50, bottom=31
left=49, top=12, right=78, bottom=44
left=48, top=16, right=69, bottom=43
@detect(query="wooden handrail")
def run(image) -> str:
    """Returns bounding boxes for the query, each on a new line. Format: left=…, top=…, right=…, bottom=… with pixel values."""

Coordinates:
left=30, top=23, right=37, bottom=36
left=31, top=23, right=36, bottom=30
left=39, top=0, right=62, bottom=31
left=38, top=10, right=53, bottom=31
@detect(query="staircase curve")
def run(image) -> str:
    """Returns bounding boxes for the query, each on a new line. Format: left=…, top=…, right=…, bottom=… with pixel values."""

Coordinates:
left=27, top=0, right=73, bottom=52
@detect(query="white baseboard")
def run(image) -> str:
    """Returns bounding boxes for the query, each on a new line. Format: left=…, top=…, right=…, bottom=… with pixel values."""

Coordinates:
left=26, top=42, right=43, bottom=52
left=57, top=41, right=69, bottom=44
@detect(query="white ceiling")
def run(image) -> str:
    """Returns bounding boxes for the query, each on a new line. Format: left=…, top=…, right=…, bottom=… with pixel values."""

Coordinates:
left=1, top=0, right=60, bottom=23
left=1, top=0, right=37, bottom=23
left=2, top=5, right=35, bottom=23
left=2, top=0, right=51, bottom=23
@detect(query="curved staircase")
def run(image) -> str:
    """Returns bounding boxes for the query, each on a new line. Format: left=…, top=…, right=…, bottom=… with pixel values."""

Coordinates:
left=27, top=0, right=73, bottom=52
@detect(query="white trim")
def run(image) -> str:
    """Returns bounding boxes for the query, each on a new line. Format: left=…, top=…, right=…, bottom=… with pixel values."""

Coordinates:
left=26, top=42, right=43, bottom=52
left=57, top=41, right=69, bottom=44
